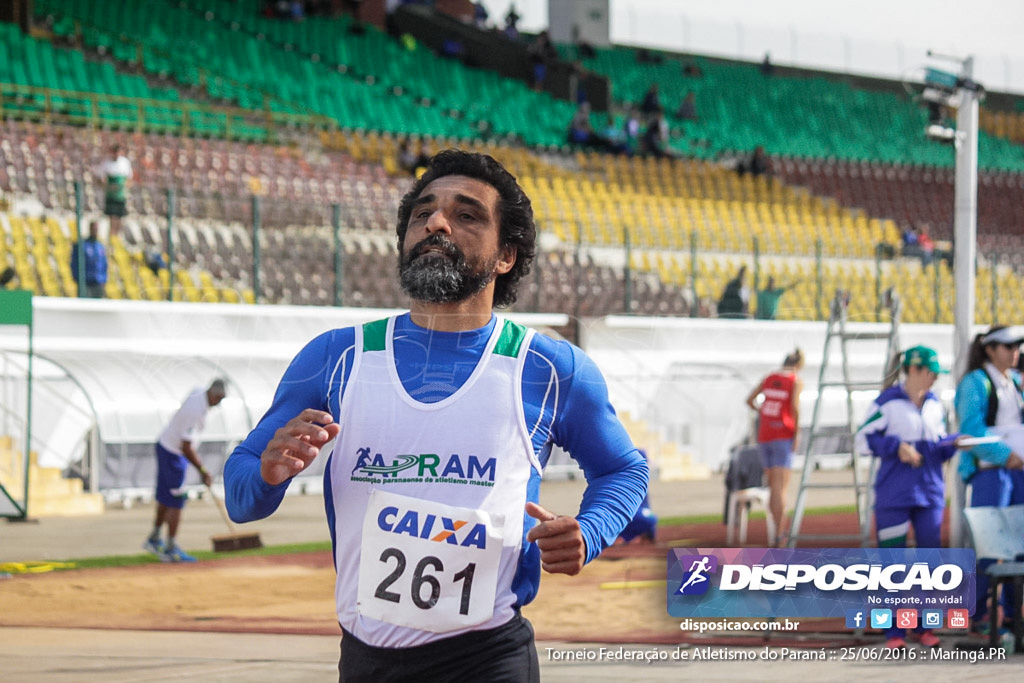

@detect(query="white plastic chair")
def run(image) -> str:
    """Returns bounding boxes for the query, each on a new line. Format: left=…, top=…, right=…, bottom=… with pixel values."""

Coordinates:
left=726, top=487, right=775, bottom=546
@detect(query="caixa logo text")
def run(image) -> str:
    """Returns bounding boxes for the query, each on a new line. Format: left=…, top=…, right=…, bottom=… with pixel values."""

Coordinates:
left=377, top=506, right=489, bottom=550
left=718, top=563, right=963, bottom=591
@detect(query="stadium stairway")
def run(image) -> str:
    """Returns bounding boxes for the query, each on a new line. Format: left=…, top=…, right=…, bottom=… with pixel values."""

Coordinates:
left=0, top=435, right=104, bottom=517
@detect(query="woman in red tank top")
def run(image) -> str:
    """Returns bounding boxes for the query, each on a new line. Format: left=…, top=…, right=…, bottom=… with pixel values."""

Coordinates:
left=745, top=349, right=804, bottom=546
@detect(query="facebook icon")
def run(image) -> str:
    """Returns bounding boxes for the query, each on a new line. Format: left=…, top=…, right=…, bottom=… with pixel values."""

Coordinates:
left=845, top=609, right=865, bottom=629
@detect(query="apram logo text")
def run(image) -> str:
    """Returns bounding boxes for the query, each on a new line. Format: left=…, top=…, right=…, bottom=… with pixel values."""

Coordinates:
left=351, top=447, right=496, bottom=487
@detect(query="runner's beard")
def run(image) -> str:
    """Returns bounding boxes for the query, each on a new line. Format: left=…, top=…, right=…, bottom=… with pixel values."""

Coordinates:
left=399, top=234, right=498, bottom=303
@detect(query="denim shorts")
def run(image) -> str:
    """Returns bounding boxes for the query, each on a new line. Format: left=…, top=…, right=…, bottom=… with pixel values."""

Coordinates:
left=758, top=438, right=794, bottom=469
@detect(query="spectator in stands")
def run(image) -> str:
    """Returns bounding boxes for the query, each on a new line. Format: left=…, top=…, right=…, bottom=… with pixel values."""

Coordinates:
left=0, top=266, right=17, bottom=289
left=746, top=145, right=772, bottom=177
left=641, top=108, right=674, bottom=159
left=70, top=220, right=107, bottom=299
left=397, top=139, right=430, bottom=177
left=918, top=223, right=936, bottom=267
left=855, top=345, right=960, bottom=649
left=746, top=349, right=804, bottom=546
left=717, top=265, right=749, bottom=318
left=472, top=1, right=489, bottom=28
left=954, top=326, right=1024, bottom=632
left=503, top=4, right=521, bottom=40
left=636, top=48, right=663, bottom=64
left=568, top=60, right=589, bottom=104
left=755, top=276, right=800, bottom=320
left=624, top=107, right=642, bottom=154
left=571, top=25, right=596, bottom=60
left=676, top=91, right=698, bottom=121
left=760, top=52, right=775, bottom=77
left=602, top=114, right=629, bottom=155
left=901, top=225, right=922, bottom=258
left=527, top=30, right=558, bottom=90
left=95, top=144, right=133, bottom=240
left=143, top=379, right=227, bottom=563
left=566, top=104, right=619, bottom=153
left=639, top=83, right=661, bottom=116
left=682, top=62, right=703, bottom=78
left=566, top=102, right=609, bottom=150
left=145, top=248, right=167, bottom=277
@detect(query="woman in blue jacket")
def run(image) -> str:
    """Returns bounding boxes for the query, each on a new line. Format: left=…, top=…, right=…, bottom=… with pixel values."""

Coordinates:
left=954, top=325, right=1024, bottom=630
left=857, top=345, right=960, bottom=649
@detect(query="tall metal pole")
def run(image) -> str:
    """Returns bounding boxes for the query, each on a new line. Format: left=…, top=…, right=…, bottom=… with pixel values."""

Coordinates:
left=950, top=56, right=980, bottom=548
left=952, top=57, right=979, bottom=382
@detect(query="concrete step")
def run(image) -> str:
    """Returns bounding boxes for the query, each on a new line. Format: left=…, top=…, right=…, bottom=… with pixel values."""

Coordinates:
left=0, top=437, right=104, bottom=517
left=25, top=491, right=106, bottom=517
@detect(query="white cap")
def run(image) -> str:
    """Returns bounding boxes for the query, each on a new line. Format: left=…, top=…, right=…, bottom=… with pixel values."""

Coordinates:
left=981, top=326, right=1024, bottom=346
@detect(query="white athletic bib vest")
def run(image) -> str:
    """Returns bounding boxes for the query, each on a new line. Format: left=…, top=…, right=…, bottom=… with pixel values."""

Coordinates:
left=329, top=316, right=540, bottom=648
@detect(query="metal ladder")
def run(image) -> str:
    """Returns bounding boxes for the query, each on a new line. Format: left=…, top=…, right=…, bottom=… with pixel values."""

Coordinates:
left=786, top=289, right=902, bottom=548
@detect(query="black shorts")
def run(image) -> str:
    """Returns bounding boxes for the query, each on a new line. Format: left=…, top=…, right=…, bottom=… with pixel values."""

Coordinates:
left=104, top=197, right=128, bottom=217
left=339, top=613, right=539, bottom=683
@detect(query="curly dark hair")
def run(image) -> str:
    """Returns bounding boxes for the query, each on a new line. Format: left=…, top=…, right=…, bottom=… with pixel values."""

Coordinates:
left=395, top=149, right=536, bottom=308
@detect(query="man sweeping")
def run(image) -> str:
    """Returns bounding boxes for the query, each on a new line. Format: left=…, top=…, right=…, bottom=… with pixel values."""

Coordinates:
left=144, top=379, right=226, bottom=562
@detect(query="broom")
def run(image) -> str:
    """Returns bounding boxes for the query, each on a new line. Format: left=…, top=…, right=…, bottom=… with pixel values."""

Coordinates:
left=206, top=484, right=263, bottom=552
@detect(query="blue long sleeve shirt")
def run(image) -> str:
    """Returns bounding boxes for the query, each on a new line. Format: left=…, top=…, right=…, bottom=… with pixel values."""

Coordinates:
left=70, top=238, right=107, bottom=286
left=224, top=313, right=648, bottom=607
left=954, top=367, right=1022, bottom=481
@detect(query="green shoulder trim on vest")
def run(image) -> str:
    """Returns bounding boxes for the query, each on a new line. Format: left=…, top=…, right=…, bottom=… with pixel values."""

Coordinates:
left=858, top=410, right=883, bottom=432
left=493, top=319, right=528, bottom=358
left=362, top=319, right=389, bottom=352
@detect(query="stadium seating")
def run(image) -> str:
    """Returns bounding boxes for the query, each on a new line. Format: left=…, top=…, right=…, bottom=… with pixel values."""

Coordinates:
left=775, top=157, right=1024, bottom=252
left=569, top=45, right=1024, bottom=172
left=6, top=116, right=1024, bottom=322
left=32, top=0, right=575, bottom=146
left=981, top=108, right=1024, bottom=144
left=5, top=4, right=1024, bottom=326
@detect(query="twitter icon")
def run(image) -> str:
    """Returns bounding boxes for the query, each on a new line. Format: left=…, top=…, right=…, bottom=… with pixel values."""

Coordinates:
left=870, top=609, right=892, bottom=629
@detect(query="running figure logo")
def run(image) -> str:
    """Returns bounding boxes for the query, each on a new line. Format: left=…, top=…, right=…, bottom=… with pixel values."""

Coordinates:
left=676, top=554, right=718, bottom=595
